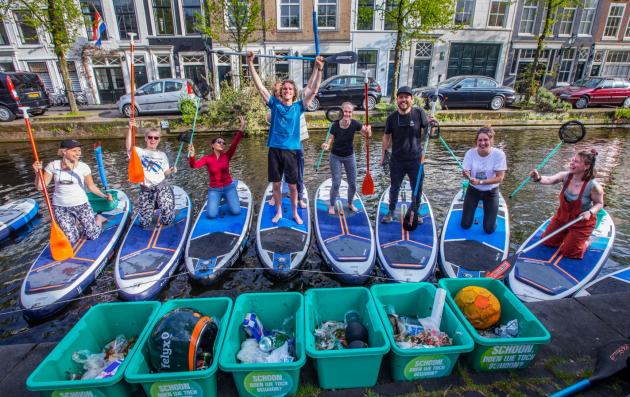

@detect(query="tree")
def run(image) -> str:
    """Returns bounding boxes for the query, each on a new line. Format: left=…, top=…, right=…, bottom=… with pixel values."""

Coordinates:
left=1, top=0, right=83, bottom=113
left=524, top=0, right=581, bottom=101
left=367, top=0, right=456, bottom=96
left=196, top=0, right=268, bottom=82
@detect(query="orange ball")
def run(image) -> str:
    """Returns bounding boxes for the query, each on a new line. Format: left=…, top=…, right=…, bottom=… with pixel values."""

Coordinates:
left=454, top=286, right=501, bottom=330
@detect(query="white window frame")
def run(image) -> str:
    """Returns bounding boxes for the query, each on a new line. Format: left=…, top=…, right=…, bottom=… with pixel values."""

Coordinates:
left=557, top=7, right=575, bottom=36
left=603, top=3, right=625, bottom=39
left=13, top=11, right=41, bottom=46
left=180, top=0, right=203, bottom=35
left=625, top=17, right=630, bottom=39
left=487, top=0, right=509, bottom=28
left=277, top=0, right=301, bottom=31
left=154, top=53, right=174, bottom=79
left=578, top=0, right=597, bottom=36
left=151, top=0, right=177, bottom=36
left=454, top=0, right=476, bottom=27
left=317, top=0, right=338, bottom=30
left=356, top=48, right=378, bottom=80
left=519, top=0, right=538, bottom=35
left=356, top=0, right=375, bottom=31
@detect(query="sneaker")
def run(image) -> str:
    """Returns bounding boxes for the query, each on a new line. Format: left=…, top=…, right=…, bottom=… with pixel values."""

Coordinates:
left=381, top=212, right=395, bottom=224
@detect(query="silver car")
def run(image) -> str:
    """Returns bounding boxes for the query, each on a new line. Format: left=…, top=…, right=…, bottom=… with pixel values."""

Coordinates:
left=117, top=78, right=200, bottom=117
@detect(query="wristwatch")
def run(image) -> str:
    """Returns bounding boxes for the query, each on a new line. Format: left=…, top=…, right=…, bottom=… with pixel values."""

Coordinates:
left=479, top=180, right=483, bottom=185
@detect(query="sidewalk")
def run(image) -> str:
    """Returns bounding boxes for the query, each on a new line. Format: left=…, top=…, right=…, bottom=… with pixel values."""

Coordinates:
left=1, top=291, right=629, bottom=396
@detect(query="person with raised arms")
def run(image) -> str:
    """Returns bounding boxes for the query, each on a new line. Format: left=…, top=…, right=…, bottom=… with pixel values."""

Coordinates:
left=247, top=51, right=324, bottom=224
left=529, top=149, right=604, bottom=259
left=125, top=121, right=176, bottom=228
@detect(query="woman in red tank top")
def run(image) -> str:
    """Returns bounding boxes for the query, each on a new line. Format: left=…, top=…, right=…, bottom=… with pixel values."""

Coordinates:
left=529, top=150, right=604, bottom=259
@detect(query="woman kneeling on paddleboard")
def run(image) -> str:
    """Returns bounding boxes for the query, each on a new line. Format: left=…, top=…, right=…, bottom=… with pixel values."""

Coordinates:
left=188, top=116, right=245, bottom=218
left=461, top=126, right=507, bottom=234
left=126, top=122, right=176, bottom=228
left=322, top=102, right=372, bottom=215
left=530, top=150, right=604, bottom=259
left=32, top=139, right=112, bottom=243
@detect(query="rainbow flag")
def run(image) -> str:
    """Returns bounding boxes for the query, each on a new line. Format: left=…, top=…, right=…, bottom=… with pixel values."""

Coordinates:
left=92, top=10, right=106, bottom=48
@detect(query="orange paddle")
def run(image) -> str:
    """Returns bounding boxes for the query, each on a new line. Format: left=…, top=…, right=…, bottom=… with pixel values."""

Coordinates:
left=20, top=107, right=73, bottom=261
left=361, top=72, right=374, bottom=195
left=127, top=33, right=144, bottom=183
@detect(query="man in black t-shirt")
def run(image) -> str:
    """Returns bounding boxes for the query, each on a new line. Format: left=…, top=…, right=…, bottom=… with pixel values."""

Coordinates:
left=380, top=86, right=429, bottom=223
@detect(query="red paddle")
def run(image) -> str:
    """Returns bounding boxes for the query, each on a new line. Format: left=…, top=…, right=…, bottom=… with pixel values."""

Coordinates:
left=361, top=71, right=374, bottom=195
left=127, top=33, right=144, bottom=184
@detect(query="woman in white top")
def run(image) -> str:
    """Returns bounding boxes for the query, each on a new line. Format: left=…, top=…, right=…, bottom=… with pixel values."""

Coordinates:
left=32, top=139, right=112, bottom=244
left=126, top=122, right=177, bottom=228
left=461, top=126, right=507, bottom=234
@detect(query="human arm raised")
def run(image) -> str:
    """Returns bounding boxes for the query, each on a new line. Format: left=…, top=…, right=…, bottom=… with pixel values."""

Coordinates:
left=303, top=56, right=325, bottom=107
left=246, top=52, right=271, bottom=104
left=530, top=170, right=567, bottom=185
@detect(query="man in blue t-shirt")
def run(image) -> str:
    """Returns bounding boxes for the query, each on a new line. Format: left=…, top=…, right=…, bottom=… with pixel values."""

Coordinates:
left=247, top=51, right=324, bottom=224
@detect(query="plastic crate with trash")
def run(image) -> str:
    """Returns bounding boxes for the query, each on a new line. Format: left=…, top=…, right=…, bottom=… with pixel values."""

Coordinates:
left=218, top=291, right=305, bottom=397
left=304, top=287, right=390, bottom=389
left=26, top=301, right=160, bottom=397
left=439, top=278, right=551, bottom=372
left=124, top=297, right=232, bottom=397
left=371, top=282, right=474, bottom=381
left=87, top=190, right=119, bottom=213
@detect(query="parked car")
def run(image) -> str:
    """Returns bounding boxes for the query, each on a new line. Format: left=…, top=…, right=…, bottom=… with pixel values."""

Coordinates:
left=413, top=75, right=516, bottom=110
left=552, top=77, right=630, bottom=109
left=306, top=74, right=382, bottom=111
left=0, top=72, right=50, bottom=122
left=117, top=79, right=200, bottom=117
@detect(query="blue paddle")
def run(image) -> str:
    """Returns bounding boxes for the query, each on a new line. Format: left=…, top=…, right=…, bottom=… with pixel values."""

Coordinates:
left=173, top=97, right=201, bottom=169
left=94, top=142, right=108, bottom=190
left=313, top=0, right=320, bottom=56
left=315, top=122, right=334, bottom=172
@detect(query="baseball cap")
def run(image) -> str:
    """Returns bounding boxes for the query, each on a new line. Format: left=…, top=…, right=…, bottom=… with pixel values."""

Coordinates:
left=396, top=86, right=414, bottom=96
left=59, top=139, right=82, bottom=149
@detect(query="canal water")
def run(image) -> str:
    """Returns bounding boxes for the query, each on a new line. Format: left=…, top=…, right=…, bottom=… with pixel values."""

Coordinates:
left=0, top=126, right=628, bottom=344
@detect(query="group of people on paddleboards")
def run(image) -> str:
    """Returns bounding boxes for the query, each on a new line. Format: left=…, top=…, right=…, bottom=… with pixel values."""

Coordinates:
left=31, top=54, right=604, bottom=262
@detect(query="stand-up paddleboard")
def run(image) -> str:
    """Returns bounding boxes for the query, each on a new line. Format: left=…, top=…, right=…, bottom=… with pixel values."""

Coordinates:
left=0, top=198, right=38, bottom=241
left=256, top=182, right=311, bottom=277
left=376, top=180, right=437, bottom=282
left=185, top=181, right=254, bottom=284
left=576, top=266, right=630, bottom=297
left=115, top=185, right=191, bottom=300
left=20, top=190, right=131, bottom=320
left=508, top=209, right=615, bottom=302
left=314, top=178, right=375, bottom=284
left=439, top=187, right=510, bottom=278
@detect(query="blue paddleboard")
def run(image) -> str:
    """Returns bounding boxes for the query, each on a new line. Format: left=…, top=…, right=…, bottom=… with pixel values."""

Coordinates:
left=115, top=185, right=191, bottom=300
left=439, top=187, right=510, bottom=278
left=576, top=266, right=630, bottom=296
left=313, top=178, right=375, bottom=284
left=508, top=209, right=615, bottom=302
left=376, top=181, right=437, bottom=282
left=20, top=190, right=131, bottom=319
left=0, top=198, right=38, bottom=241
left=185, top=181, right=254, bottom=284
left=256, top=182, right=311, bottom=277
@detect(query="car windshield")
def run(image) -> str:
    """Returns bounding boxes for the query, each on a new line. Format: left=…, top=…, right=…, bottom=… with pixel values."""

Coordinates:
left=576, top=78, right=603, bottom=88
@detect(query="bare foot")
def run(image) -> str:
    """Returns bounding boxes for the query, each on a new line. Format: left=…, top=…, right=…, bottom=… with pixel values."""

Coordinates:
left=328, top=206, right=336, bottom=215
left=348, top=204, right=359, bottom=212
left=268, top=197, right=276, bottom=206
left=272, top=212, right=282, bottom=223
left=95, top=214, right=107, bottom=227
left=293, top=212, right=303, bottom=225
left=298, top=199, right=307, bottom=209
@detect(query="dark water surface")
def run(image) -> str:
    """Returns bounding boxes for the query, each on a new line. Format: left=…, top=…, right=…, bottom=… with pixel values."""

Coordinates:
left=0, top=126, right=628, bottom=344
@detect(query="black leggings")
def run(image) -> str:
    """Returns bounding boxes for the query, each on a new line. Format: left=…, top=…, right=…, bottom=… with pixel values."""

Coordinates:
left=461, top=186, right=499, bottom=234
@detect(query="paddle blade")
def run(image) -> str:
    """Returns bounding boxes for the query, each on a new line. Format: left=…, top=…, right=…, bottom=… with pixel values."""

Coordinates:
left=486, top=255, right=516, bottom=279
left=361, top=172, right=374, bottom=195
left=49, top=221, right=73, bottom=261
left=559, top=120, right=586, bottom=144
left=128, top=149, right=144, bottom=184
left=325, top=51, right=358, bottom=64
left=591, top=339, right=630, bottom=382
left=403, top=205, right=419, bottom=232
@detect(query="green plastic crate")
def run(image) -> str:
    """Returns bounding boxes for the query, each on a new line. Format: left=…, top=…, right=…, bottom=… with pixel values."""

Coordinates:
left=87, top=190, right=119, bottom=213
left=438, top=278, right=551, bottom=372
left=371, top=283, right=474, bottom=381
left=124, top=297, right=233, bottom=397
left=304, top=287, right=390, bottom=389
left=26, top=301, right=160, bottom=397
left=219, top=292, right=305, bottom=397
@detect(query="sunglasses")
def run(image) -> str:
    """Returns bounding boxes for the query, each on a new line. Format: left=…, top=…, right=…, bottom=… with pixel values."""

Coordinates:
left=147, top=136, right=160, bottom=141
left=215, top=140, right=225, bottom=145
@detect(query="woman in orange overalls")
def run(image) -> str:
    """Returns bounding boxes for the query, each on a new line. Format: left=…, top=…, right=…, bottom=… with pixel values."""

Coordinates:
left=529, top=150, right=604, bottom=259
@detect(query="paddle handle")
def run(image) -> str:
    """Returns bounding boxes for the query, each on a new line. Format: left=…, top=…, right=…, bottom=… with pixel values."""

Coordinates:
left=364, top=76, right=370, bottom=173
left=94, top=145, right=108, bottom=190
left=550, top=379, right=591, bottom=397
left=509, top=141, right=563, bottom=198
left=520, top=214, right=586, bottom=256
left=174, top=98, right=201, bottom=169
left=313, top=0, right=320, bottom=56
left=129, top=33, right=136, bottom=146
left=315, top=122, right=334, bottom=171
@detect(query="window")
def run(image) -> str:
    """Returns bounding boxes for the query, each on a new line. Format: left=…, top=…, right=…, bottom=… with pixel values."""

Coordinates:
left=113, top=0, right=138, bottom=38
left=278, top=0, right=300, bottom=29
left=153, top=0, right=174, bottom=35
left=134, top=55, right=148, bottom=87
left=477, top=78, right=497, bottom=88
left=488, top=0, right=508, bottom=27
left=0, top=62, right=14, bottom=71
left=600, top=79, right=614, bottom=88
left=578, top=0, right=597, bottom=35
left=143, top=81, right=163, bottom=95
left=216, top=54, right=232, bottom=86
left=626, top=18, right=630, bottom=38
left=156, top=54, right=172, bottom=78
left=165, top=81, right=182, bottom=92
left=303, top=57, right=337, bottom=83
left=519, top=0, right=537, bottom=34
left=15, top=12, right=39, bottom=44
left=28, top=62, right=52, bottom=90
left=57, top=62, right=82, bottom=91
left=603, top=3, right=625, bottom=38
left=182, top=0, right=202, bottom=34
left=455, top=0, right=475, bottom=26
left=0, top=17, right=9, bottom=45
left=384, top=0, right=397, bottom=30
left=357, top=0, right=374, bottom=30
left=557, top=7, right=575, bottom=36
left=415, top=42, right=433, bottom=58
left=80, top=0, right=107, bottom=40
left=458, top=78, right=476, bottom=88
left=347, top=76, right=363, bottom=86
left=318, top=0, right=337, bottom=29
left=274, top=51, right=289, bottom=79
left=327, top=77, right=346, bottom=87
left=357, top=50, right=377, bottom=80
left=603, top=50, right=630, bottom=78
left=558, top=49, right=575, bottom=82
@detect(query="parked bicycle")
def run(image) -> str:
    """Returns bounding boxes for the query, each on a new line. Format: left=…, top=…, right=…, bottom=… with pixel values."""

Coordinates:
left=48, top=89, right=89, bottom=107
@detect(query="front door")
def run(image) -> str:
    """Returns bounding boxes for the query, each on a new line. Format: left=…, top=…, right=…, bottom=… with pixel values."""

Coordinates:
left=447, top=43, right=500, bottom=78
left=93, top=67, right=125, bottom=104
left=184, top=65, right=205, bottom=89
left=412, top=59, right=430, bottom=88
